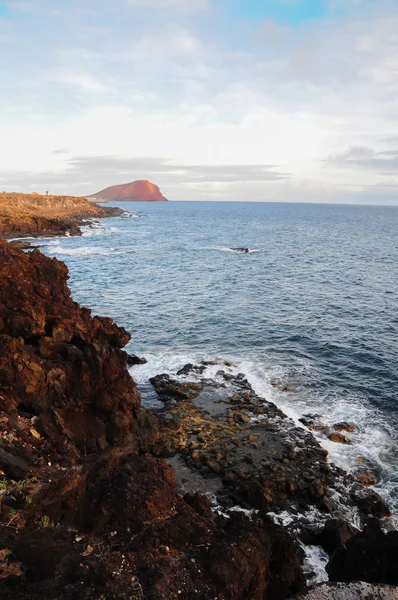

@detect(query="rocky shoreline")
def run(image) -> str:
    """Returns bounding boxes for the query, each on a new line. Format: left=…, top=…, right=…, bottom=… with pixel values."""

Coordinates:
left=0, top=192, right=125, bottom=239
left=0, top=239, right=397, bottom=599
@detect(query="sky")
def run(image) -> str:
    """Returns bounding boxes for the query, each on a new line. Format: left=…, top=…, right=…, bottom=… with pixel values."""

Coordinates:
left=0, top=0, right=398, bottom=203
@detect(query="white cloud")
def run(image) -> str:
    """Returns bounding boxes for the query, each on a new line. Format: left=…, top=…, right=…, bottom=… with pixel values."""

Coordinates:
left=0, top=0, right=398, bottom=202
left=124, top=0, right=211, bottom=12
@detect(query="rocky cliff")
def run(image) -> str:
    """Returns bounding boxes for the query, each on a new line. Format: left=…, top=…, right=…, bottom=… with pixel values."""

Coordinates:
left=0, top=240, right=305, bottom=600
left=89, top=180, right=168, bottom=202
left=0, top=240, right=397, bottom=600
left=0, top=193, right=116, bottom=237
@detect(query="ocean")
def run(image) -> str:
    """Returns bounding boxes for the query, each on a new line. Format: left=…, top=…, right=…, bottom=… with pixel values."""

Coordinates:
left=37, top=200, right=398, bottom=513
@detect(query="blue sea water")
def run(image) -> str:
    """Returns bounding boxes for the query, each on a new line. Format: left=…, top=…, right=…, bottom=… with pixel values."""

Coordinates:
left=36, top=201, right=398, bottom=511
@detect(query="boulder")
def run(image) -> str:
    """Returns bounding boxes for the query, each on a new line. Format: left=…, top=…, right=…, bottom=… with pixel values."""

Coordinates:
left=150, top=373, right=204, bottom=402
left=327, top=519, right=398, bottom=585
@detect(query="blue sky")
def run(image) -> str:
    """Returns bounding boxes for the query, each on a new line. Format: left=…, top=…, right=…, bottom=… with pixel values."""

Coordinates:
left=0, top=0, right=398, bottom=203
left=222, top=0, right=333, bottom=24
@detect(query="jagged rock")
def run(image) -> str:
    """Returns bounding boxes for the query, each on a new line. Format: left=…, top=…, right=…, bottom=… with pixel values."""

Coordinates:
left=0, top=239, right=141, bottom=467
left=150, top=373, right=204, bottom=402
left=327, top=519, right=398, bottom=585
left=0, top=240, right=307, bottom=600
left=349, top=484, right=391, bottom=518
left=301, top=519, right=358, bottom=554
left=127, top=354, right=148, bottom=366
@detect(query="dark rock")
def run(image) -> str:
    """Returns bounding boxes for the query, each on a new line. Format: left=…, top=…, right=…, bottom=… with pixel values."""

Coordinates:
left=177, top=363, right=206, bottom=376
left=126, top=354, right=147, bottom=366
left=349, top=484, right=391, bottom=518
left=327, top=519, right=398, bottom=585
left=183, top=491, right=214, bottom=519
left=150, top=373, right=204, bottom=402
left=302, top=519, right=358, bottom=554
left=0, top=447, right=30, bottom=480
left=230, top=248, right=251, bottom=253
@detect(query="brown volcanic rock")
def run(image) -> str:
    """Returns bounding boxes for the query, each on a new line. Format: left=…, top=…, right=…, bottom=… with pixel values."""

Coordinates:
left=4, top=453, right=304, bottom=600
left=0, top=192, right=106, bottom=237
left=0, top=239, right=141, bottom=467
left=89, top=179, right=168, bottom=202
left=0, top=239, right=306, bottom=600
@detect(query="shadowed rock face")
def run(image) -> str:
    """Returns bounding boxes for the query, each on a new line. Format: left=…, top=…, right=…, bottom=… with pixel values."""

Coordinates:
left=89, top=179, right=168, bottom=202
left=327, top=519, right=398, bottom=586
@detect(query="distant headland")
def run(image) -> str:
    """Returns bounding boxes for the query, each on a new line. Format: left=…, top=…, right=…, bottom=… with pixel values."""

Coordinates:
left=88, top=180, right=168, bottom=202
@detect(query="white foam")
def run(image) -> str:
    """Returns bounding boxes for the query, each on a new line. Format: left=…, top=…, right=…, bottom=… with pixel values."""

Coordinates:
left=130, top=349, right=204, bottom=385
left=46, top=244, right=111, bottom=257
left=133, top=350, right=398, bottom=514
left=301, top=544, right=329, bottom=584
left=231, top=357, right=398, bottom=514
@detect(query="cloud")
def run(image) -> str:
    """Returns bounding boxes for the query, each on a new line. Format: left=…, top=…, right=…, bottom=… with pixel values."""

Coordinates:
left=0, top=155, right=288, bottom=199
left=327, top=146, right=398, bottom=170
left=1, top=0, right=398, bottom=202
left=124, top=0, right=211, bottom=12
left=44, top=70, right=108, bottom=94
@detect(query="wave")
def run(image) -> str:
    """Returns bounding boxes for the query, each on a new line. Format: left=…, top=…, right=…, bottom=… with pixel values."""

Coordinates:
left=131, top=348, right=398, bottom=518
left=46, top=244, right=112, bottom=257
left=192, top=246, right=258, bottom=253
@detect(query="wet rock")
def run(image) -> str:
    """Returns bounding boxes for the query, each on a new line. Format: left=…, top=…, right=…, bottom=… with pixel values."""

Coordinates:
left=299, top=416, right=329, bottom=434
left=302, top=519, right=358, bottom=554
left=177, top=363, right=206, bottom=376
left=127, top=354, right=147, bottom=366
left=150, top=373, right=204, bottom=402
left=349, top=484, right=391, bottom=518
left=230, top=247, right=251, bottom=253
left=8, top=240, right=36, bottom=250
left=328, top=432, right=351, bottom=444
left=327, top=519, right=398, bottom=585
left=333, top=422, right=356, bottom=433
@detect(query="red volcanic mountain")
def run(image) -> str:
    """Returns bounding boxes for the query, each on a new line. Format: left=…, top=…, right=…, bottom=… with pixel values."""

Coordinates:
left=89, top=180, right=168, bottom=202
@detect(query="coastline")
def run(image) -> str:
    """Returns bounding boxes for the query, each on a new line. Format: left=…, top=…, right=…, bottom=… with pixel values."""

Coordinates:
left=0, top=193, right=126, bottom=240
left=0, top=238, right=397, bottom=599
